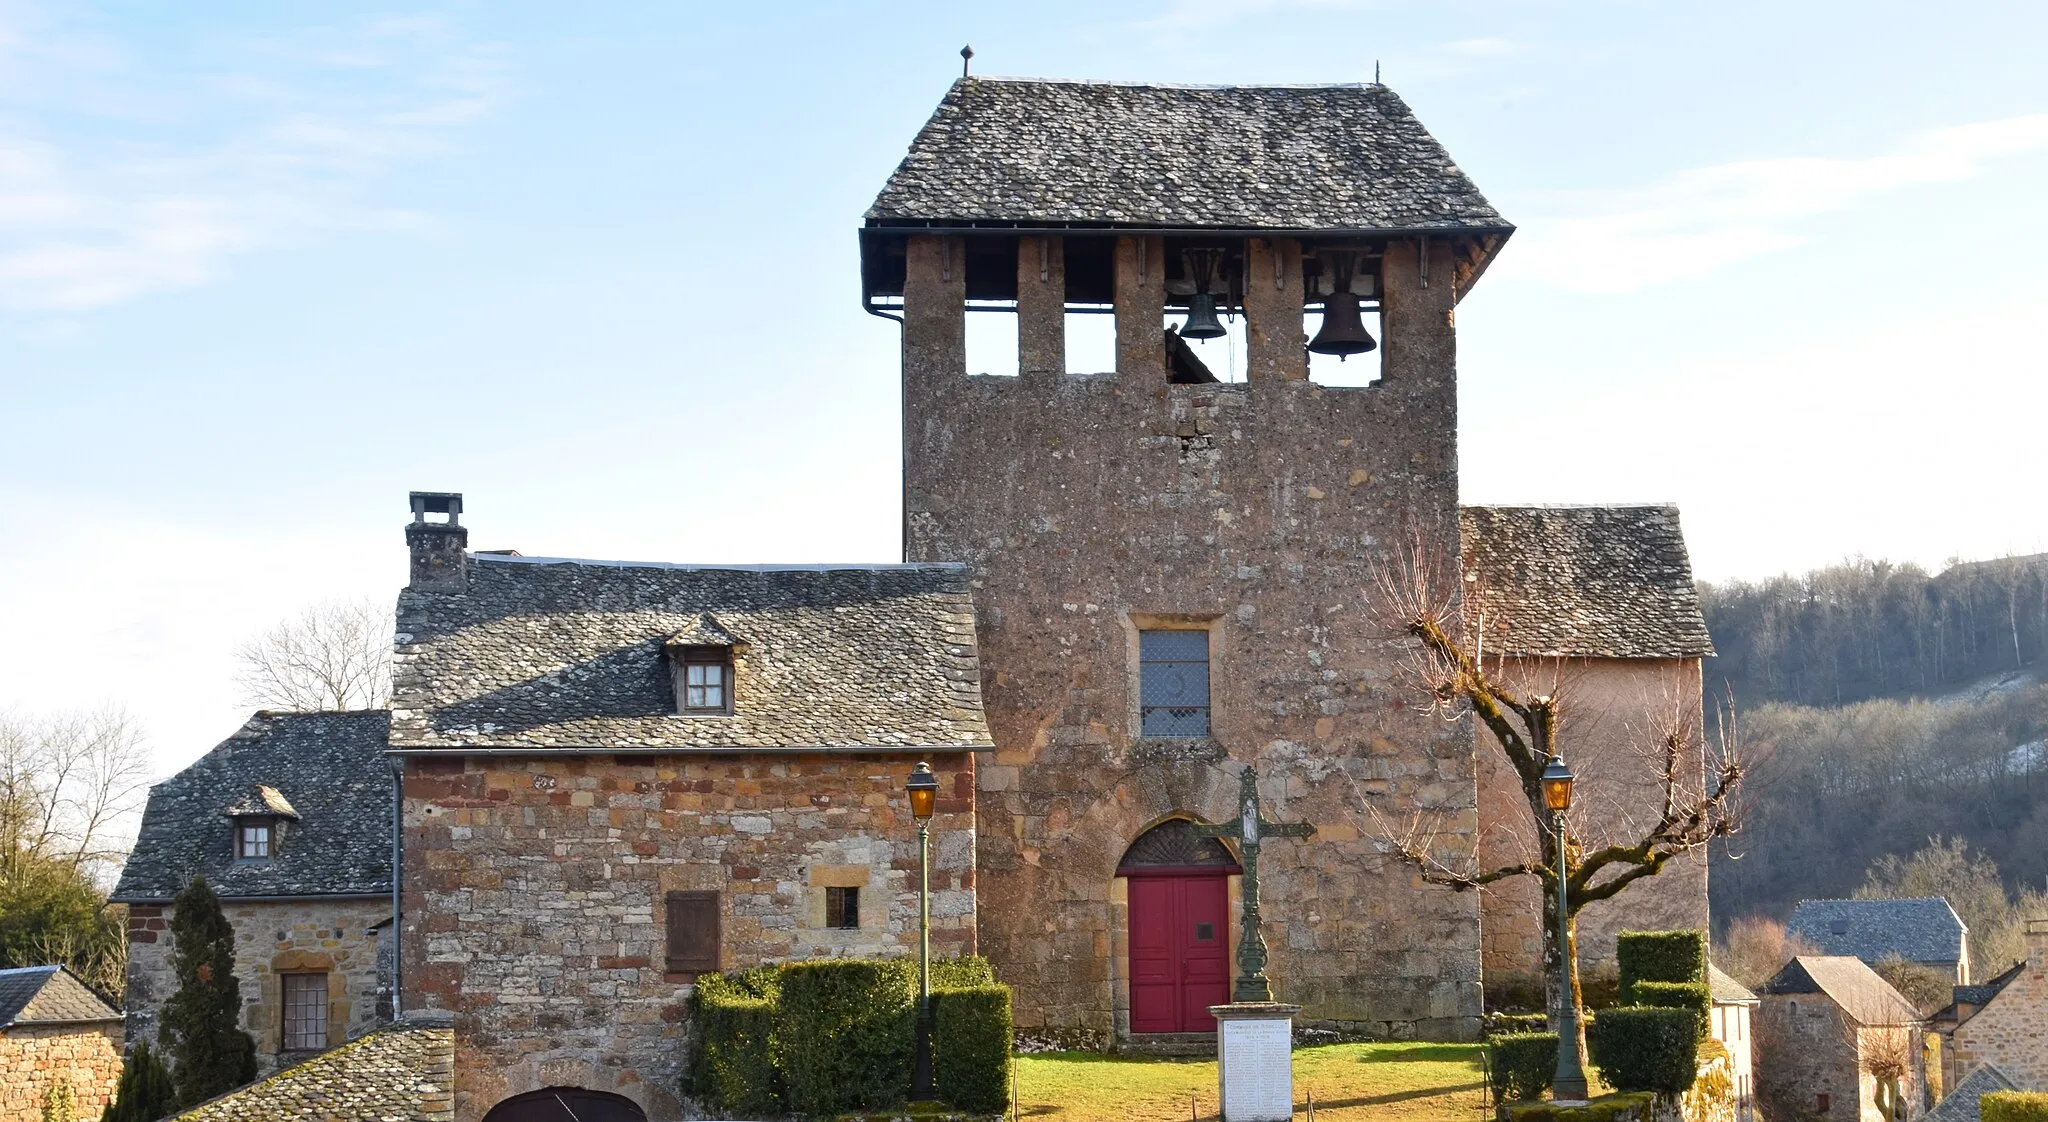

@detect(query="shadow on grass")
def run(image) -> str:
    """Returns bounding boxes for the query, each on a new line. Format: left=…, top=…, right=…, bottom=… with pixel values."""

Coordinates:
left=1349, top=1043, right=1488, bottom=1064
left=1302, top=1079, right=1488, bottom=1109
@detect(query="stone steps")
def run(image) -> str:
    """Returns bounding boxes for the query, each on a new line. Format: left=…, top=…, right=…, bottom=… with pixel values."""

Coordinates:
left=1123, top=1032, right=1217, bottom=1057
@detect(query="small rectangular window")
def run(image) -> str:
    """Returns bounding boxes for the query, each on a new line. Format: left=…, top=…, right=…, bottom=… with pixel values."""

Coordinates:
left=1139, top=629, right=1210, bottom=737
left=826, top=886, right=860, bottom=930
left=281, top=973, right=327, bottom=1050
left=666, top=890, right=721, bottom=974
left=238, top=824, right=271, bottom=859
left=678, top=651, right=732, bottom=714
left=1816, top=1094, right=1831, bottom=1114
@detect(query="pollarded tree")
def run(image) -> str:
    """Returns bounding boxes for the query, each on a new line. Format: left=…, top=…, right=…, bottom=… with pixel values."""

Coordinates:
left=160, top=877, right=256, bottom=1106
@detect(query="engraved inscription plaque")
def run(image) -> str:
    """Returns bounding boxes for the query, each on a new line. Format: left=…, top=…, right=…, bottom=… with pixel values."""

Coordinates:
left=1217, top=1013, right=1294, bottom=1121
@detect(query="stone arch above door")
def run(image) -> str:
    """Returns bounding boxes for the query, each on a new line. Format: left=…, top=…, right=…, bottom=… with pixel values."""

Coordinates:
left=481, top=1087, right=648, bottom=1122
left=1116, top=817, right=1241, bottom=875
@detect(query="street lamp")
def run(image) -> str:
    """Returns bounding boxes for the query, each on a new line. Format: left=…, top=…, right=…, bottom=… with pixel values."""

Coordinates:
left=907, top=762, right=939, bottom=1101
left=1542, top=752, right=1588, bottom=1103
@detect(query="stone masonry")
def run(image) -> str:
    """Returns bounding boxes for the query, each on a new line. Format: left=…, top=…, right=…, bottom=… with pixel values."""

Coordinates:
left=0, top=1024, right=121, bottom=1122
left=1946, top=925, right=2048, bottom=1090
left=401, top=752, right=975, bottom=1121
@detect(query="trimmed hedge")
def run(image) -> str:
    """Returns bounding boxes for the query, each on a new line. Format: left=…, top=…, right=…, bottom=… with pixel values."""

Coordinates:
left=1490, top=1032, right=1560, bottom=1102
left=1616, top=931, right=1705, bottom=1003
left=1586, top=1007, right=1699, bottom=1094
left=931, top=954, right=999, bottom=990
left=776, top=958, right=918, bottom=1116
left=1983, top=1093, right=2048, bottom=1122
left=692, top=972, right=782, bottom=1118
left=933, top=985, right=1013, bottom=1114
left=1632, top=981, right=1712, bottom=1041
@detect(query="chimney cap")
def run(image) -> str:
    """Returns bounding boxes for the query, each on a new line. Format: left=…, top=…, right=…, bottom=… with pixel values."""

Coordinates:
left=409, top=492, right=463, bottom=524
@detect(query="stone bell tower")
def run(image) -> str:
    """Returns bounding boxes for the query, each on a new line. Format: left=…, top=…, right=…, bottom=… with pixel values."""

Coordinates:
left=862, top=78, right=1513, bottom=1042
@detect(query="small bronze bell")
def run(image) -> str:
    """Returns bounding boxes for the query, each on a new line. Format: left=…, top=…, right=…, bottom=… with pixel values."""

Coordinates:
left=1180, top=292, right=1227, bottom=340
left=1308, top=249, right=1376, bottom=358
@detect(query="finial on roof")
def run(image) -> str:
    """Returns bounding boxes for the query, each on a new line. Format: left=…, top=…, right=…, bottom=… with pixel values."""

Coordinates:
left=961, top=44, right=974, bottom=77
left=1374, top=60, right=1381, bottom=86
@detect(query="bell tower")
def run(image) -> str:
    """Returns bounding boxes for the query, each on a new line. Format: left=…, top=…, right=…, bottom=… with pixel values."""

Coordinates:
left=863, top=78, right=1512, bottom=1042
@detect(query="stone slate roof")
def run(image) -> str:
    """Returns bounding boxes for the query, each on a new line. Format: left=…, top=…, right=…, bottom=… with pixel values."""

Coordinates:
left=1708, top=964, right=1759, bottom=1005
left=173, top=1018, right=453, bottom=1121
left=1788, top=897, right=1969, bottom=966
left=1459, top=505, right=1715, bottom=659
left=868, top=78, right=1510, bottom=234
left=1923, top=1063, right=2020, bottom=1122
left=1952, top=958, right=2026, bottom=1012
left=390, top=557, right=992, bottom=752
left=112, top=711, right=393, bottom=903
left=219, top=785, right=299, bottom=819
left=0, top=966, right=122, bottom=1029
left=1762, top=956, right=1922, bottom=1025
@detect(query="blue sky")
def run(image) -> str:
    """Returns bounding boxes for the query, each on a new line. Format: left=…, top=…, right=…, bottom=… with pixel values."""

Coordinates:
left=3, top=0, right=2046, bottom=775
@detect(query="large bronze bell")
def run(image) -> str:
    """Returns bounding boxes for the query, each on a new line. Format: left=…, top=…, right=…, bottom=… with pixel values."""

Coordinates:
left=1309, top=293, right=1376, bottom=357
left=1180, top=292, right=1227, bottom=340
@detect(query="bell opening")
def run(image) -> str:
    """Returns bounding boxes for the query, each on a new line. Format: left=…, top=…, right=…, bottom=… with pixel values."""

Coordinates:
left=1305, top=305, right=1383, bottom=388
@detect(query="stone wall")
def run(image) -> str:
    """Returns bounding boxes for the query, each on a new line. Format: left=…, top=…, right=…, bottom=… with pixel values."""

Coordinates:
left=399, top=752, right=976, bottom=1122
left=126, top=896, right=392, bottom=1075
left=1477, top=657, right=1710, bottom=1000
left=902, top=234, right=1481, bottom=1040
left=0, top=1023, right=121, bottom=1122
left=1948, top=932, right=2048, bottom=1090
left=1754, top=994, right=1923, bottom=1122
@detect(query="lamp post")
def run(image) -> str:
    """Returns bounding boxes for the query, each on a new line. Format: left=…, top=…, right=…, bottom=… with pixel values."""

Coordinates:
left=906, top=761, right=939, bottom=1102
left=1541, top=752, right=1588, bottom=1103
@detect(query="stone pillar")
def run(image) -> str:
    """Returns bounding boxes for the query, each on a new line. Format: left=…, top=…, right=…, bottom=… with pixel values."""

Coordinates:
left=1113, top=234, right=1165, bottom=379
left=904, top=234, right=966, bottom=387
left=1378, top=237, right=1457, bottom=388
left=1211, top=1002, right=1298, bottom=1122
left=1017, top=236, right=1065, bottom=379
left=1241, top=238, right=1306, bottom=382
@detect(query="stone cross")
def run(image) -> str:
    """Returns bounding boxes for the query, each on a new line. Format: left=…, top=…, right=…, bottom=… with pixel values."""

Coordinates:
left=1196, top=766, right=1315, bottom=1003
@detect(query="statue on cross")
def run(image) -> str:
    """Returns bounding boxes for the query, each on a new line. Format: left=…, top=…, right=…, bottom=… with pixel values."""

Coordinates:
left=1196, top=766, right=1316, bottom=1003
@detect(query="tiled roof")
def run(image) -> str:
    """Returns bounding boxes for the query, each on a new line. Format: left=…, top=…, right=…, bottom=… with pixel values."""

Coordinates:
left=1761, top=956, right=1922, bottom=1025
left=173, top=1017, right=453, bottom=1121
left=1459, top=505, right=1715, bottom=659
left=1708, top=964, right=1758, bottom=1005
left=1951, top=958, right=2026, bottom=1012
left=0, top=966, right=121, bottom=1029
left=111, top=711, right=393, bottom=903
left=1923, top=1064, right=2020, bottom=1122
left=867, top=78, right=1510, bottom=234
left=219, top=785, right=299, bottom=819
left=390, top=557, right=993, bottom=752
left=1788, top=897, right=1968, bottom=966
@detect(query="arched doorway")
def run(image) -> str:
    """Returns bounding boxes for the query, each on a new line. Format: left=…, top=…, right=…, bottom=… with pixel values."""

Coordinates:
left=481, top=1088, right=647, bottom=1122
left=1116, top=818, right=1241, bottom=1034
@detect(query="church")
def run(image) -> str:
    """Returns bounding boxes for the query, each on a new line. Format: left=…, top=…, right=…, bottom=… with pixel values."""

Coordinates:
left=116, top=76, right=1711, bottom=1122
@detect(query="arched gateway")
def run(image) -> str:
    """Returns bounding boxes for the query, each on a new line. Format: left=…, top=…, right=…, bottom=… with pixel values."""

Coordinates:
left=481, top=1088, right=647, bottom=1122
left=1116, top=818, right=1242, bottom=1034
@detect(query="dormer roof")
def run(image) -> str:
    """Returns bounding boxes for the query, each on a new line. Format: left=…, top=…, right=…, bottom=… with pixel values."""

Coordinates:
left=664, top=612, right=744, bottom=651
left=220, top=784, right=300, bottom=820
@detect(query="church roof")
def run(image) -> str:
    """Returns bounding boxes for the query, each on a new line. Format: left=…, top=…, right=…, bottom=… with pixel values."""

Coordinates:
left=1761, top=955, right=1922, bottom=1025
left=0, top=966, right=121, bottom=1030
left=867, top=78, right=1510, bottom=235
left=1788, top=897, right=1969, bottom=966
left=389, top=557, right=992, bottom=753
left=1458, top=505, right=1715, bottom=659
left=111, top=710, right=393, bottom=903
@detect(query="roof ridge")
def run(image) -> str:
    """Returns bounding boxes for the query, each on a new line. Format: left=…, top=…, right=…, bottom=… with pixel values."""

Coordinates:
left=472, top=555, right=970, bottom=573
left=962, top=76, right=1392, bottom=91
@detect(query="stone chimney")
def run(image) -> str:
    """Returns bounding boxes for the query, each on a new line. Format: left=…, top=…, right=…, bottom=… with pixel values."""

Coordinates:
left=2029, top=918, right=2048, bottom=970
left=405, top=492, right=468, bottom=591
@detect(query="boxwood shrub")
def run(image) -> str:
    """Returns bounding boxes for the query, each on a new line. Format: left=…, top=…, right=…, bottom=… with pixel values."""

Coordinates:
left=1616, top=931, right=1705, bottom=1003
left=1983, top=1093, right=2048, bottom=1122
left=1631, top=981, right=1712, bottom=1040
left=775, top=958, right=918, bottom=1116
left=1490, top=1032, right=1560, bottom=1102
left=930, top=954, right=999, bottom=990
left=933, top=984, right=1013, bottom=1113
left=691, top=968, right=782, bottom=1118
left=1585, top=1006, right=1699, bottom=1094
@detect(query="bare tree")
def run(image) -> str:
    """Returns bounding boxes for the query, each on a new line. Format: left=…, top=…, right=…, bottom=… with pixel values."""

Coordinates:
left=1839, top=997, right=1920, bottom=1122
left=234, top=596, right=393, bottom=711
left=1716, top=916, right=1821, bottom=991
left=0, top=707, right=154, bottom=880
left=1367, top=543, right=1745, bottom=1076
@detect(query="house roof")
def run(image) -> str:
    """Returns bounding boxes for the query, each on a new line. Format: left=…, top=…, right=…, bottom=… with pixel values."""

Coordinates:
left=389, top=556, right=993, bottom=753
left=219, top=784, right=299, bottom=820
left=1458, top=505, right=1715, bottom=659
left=1708, top=964, right=1759, bottom=1005
left=111, top=711, right=394, bottom=903
left=1788, top=897, right=1969, bottom=966
left=0, top=966, right=122, bottom=1029
left=172, top=1017, right=452, bottom=1121
left=867, top=78, right=1511, bottom=236
left=1761, top=955, right=1922, bottom=1025
left=1922, top=1063, right=2020, bottom=1122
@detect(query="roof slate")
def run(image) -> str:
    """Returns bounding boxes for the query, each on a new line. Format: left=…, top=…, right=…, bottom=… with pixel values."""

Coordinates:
left=1922, top=1064, right=2020, bottom=1122
left=389, top=557, right=993, bottom=752
left=172, top=1018, right=453, bottom=1121
left=1459, top=505, right=1715, bottom=659
left=1762, top=955, right=1922, bottom=1025
left=1708, top=964, right=1759, bottom=1005
left=1788, top=897, right=1969, bottom=966
left=112, top=711, right=393, bottom=903
left=868, top=78, right=1510, bottom=233
left=0, top=966, right=122, bottom=1029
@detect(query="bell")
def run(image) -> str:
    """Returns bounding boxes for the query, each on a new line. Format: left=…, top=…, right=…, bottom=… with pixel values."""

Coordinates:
left=1309, top=292, right=1376, bottom=358
left=1180, top=293, right=1227, bottom=340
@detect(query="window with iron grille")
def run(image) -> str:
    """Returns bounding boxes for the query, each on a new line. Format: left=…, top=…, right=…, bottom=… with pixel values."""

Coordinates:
left=678, top=649, right=733, bottom=714
left=1139, top=629, right=1210, bottom=737
left=826, top=886, right=860, bottom=930
left=238, top=823, right=272, bottom=859
left=281, top=973, right=327, bottom=1051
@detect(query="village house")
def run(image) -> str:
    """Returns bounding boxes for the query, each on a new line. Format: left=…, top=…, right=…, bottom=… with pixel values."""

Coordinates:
left=1710, top=964, right=1761, bottom=1122
left=0, top=966, right=123, bottom=1122
left=1792, top=897, right=1973, bottom=984
left=1756, top=955, right=1926, bottom=1122
left=1935, top=919, right=2048, bottom=1093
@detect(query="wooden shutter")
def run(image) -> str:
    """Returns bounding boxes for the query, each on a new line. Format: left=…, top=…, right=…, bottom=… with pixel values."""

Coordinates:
left=665, top=890, right=720, bottom=975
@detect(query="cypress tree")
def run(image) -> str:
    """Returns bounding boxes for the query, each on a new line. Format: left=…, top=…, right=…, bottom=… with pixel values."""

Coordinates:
left=159, top=877, right=256, bottom=1106
left=104, top=1039, right=179, bottom=1122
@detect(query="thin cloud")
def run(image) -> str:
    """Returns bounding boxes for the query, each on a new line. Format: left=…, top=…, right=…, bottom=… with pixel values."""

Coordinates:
left=1503, top=112, right=2048, bottom=293
left=0, top=9, right=509, bottom=312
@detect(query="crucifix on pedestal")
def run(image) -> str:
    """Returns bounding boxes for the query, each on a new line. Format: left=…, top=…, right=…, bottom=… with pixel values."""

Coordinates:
left=1196, top=766, right=1316, bottom=1004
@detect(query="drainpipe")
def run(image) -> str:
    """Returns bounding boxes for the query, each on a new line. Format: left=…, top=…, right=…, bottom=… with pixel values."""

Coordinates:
left=390, top=758, right=403, bottom=1019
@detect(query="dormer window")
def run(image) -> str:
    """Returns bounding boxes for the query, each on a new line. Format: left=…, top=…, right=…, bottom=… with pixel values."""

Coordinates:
left=678, top=649, right=733, bottom=715
left=238, top=822, right=273, bottom=859
left=221, top=785, right=298, bottom=861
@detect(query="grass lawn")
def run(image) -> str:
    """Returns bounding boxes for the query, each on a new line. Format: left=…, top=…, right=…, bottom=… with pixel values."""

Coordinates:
left=1013, top=1041, right=1491, bottom=1122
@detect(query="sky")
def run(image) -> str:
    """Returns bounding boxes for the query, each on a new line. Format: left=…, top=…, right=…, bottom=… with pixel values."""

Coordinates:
left=2, top=0, right=2045, bottom=783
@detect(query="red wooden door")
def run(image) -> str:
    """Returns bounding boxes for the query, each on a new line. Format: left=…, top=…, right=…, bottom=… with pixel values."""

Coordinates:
left=1128, top=873, right=1230, bottom=1032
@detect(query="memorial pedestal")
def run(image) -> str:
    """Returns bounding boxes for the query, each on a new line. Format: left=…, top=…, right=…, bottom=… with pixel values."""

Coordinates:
left=1209, top=1002, right=1298, bottom=1122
